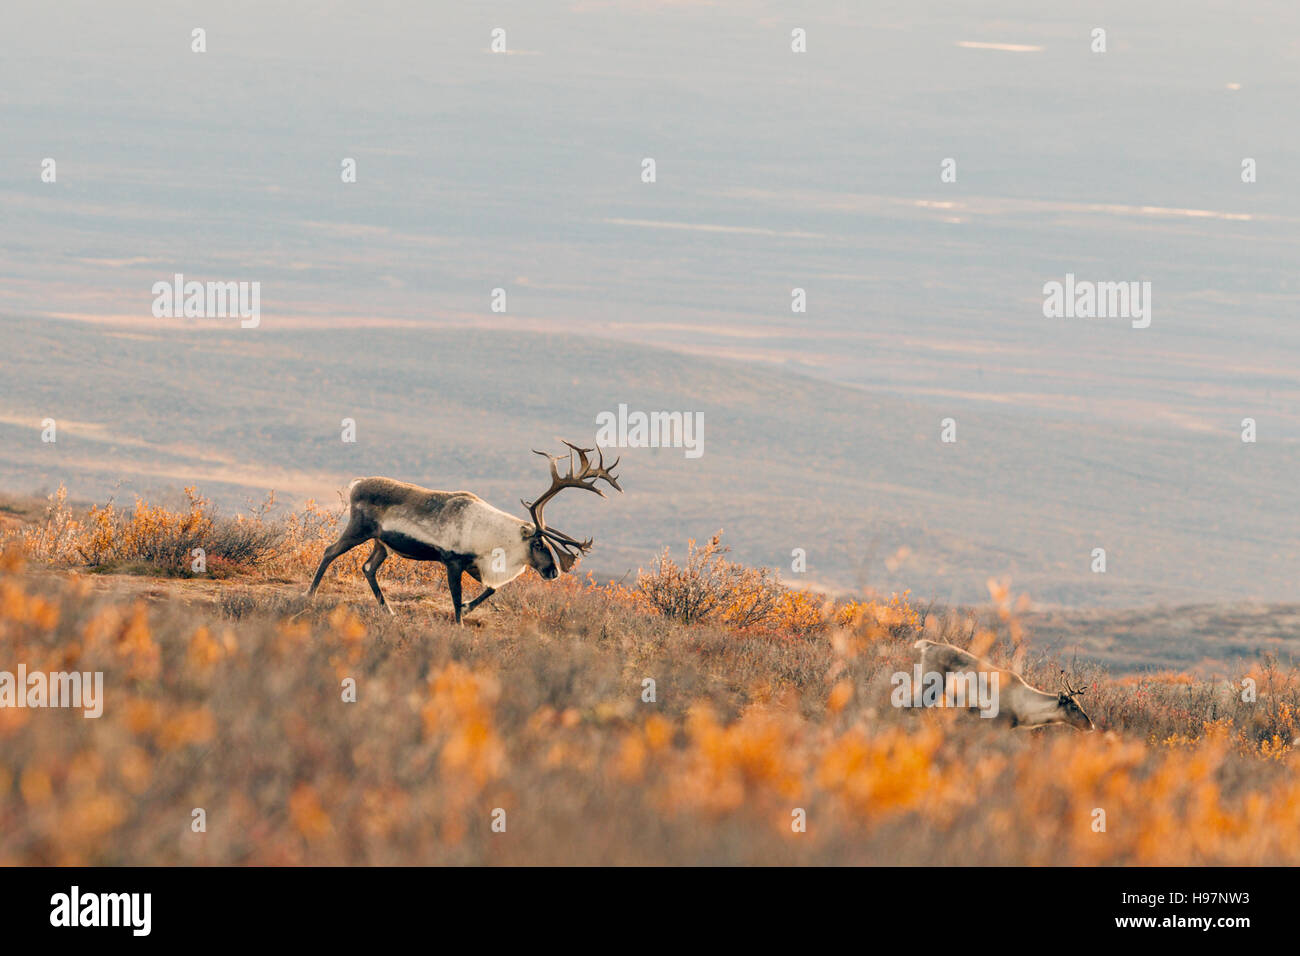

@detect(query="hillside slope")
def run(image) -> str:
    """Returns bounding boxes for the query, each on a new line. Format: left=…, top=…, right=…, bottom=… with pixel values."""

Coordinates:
left=3, top=556, right=1299, bottom=865
left=4, top=315, right=1298, bottom=608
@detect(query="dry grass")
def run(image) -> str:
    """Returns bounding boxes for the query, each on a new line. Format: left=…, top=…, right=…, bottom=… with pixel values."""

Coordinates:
left=1, top=489, right=1299, bottom=865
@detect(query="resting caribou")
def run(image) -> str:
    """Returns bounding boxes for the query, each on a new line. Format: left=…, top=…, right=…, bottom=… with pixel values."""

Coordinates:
left=307, top=441, right=621, bottom=622
left=912, top=639, right=1094, bottom=730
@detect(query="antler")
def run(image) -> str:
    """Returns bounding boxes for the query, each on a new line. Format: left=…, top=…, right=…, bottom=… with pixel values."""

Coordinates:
left=1059, top=670, right=1087, bottom=697
left=521, top=440, right=622, bottom=559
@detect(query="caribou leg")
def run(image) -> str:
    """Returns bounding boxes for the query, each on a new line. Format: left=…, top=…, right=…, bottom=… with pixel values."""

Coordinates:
left=361, top=540, right=395, bottom=615
left=307, top=519, right=369, bottom=597
left=445, top=560, right=465, bottom=623
left=462, top=587, right=496, bottom=616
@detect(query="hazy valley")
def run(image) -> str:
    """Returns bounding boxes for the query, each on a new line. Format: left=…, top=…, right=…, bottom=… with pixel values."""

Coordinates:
left=3, top=312, right=1298, bottom=676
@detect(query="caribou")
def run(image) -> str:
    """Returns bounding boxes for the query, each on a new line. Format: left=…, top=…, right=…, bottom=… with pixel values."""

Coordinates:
left=912, top=639, right=1094, bottom=730
left=307, top=441, right=621, bottom=623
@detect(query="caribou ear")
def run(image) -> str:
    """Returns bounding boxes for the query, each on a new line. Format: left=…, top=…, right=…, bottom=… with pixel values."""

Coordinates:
left=520, top=525, right=534, bottom=540
left=553, top=547, right=578, bottom=573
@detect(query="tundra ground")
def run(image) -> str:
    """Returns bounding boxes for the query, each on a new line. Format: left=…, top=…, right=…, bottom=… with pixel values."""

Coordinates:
left=1, top=490, right=1298, bottom=865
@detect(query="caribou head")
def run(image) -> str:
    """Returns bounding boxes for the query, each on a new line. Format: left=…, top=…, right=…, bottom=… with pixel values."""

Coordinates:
left=1056, top=671, right=1095, bottom=731
left=521, top=440, right=622, bottom=579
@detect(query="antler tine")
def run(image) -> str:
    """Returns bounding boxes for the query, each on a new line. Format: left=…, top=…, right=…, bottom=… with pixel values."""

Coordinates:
left=560, top=439, right=623, bottom=492
left=564, top=440, right=587, bottom=473
left=594, top=446, right=622, bottom=492
left=541, top=526, right=594, bottom=554
left=532, top=448, right=563, bottom=480
left=525, top=438, right=623, bottom=531
left=1059, top=670, right=1086, bottom=697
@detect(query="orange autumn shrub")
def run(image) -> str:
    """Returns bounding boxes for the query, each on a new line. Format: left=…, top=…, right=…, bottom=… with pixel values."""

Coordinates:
left=8, top=485, right=280, bottom=576
left=637, top=532, right=783, bottom=626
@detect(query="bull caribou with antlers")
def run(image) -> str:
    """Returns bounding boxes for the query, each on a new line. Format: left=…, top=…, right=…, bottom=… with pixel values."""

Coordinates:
left=912, top=639, right=1095, bottom=730
left=307, top=441, right=622, bottom=622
